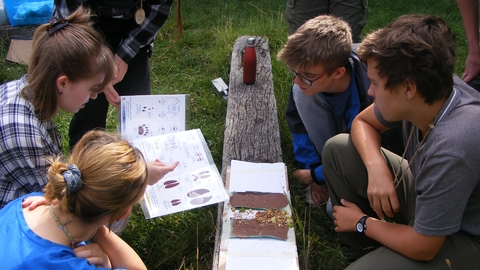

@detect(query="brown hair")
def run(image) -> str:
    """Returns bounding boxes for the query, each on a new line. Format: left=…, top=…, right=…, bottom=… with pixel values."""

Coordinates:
left=23, top=6, right=115, bottom=120
left=277, top=15, right=352, bottom=74
left=43, top=130, right=148, bottom=227
left=357, top=14, right=455, bottom=104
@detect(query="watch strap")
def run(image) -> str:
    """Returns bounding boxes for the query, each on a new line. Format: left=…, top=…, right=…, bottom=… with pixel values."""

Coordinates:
left=357, top=215, right=368, bottom=234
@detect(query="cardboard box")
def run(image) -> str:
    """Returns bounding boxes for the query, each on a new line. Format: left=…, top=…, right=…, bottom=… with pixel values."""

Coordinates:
left=5, top=36, right=32, bottom=65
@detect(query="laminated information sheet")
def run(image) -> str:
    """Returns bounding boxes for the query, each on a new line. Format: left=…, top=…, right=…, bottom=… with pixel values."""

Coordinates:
left=119, top=94, right=189, bottom=142
left=132, top=129, right=229, bottom=219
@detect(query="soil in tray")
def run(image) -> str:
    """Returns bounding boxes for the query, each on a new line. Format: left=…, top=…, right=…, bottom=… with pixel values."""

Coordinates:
left=231, top=219, right=289, bottom=240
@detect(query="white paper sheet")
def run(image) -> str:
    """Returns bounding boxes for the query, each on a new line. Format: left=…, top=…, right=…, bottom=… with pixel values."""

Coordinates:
left=228, top=160, right=287, bottom=193
left=133, top=129, right=229, bottom=218
left=120, top=94, right=189, bottom=142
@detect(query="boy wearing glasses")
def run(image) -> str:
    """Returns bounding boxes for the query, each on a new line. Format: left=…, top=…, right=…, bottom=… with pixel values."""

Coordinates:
left=278, top=15, right=401, bottom=206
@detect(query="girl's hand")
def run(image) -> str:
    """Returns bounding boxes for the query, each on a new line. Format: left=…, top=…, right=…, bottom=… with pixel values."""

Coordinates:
left=21, top=196, right=48, bottom=210
left=146, top=159, right=179, bottom=185
left=74, top=242, right=111, bottom=269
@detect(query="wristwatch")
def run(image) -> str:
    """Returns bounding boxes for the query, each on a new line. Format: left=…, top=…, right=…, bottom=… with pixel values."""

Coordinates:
left=356, top=215, right=368, bottom=234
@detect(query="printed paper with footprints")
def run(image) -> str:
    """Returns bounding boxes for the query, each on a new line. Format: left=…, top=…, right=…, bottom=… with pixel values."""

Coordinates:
left=132, top=129, right=229, bottom=218
left=120, top=94, right=189, bottom=142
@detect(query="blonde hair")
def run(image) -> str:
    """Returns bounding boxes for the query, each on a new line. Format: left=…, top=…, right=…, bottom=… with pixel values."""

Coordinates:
left=43, top=130, right=148, bottom=227
left=277, top=15, right=352, bottom=74
left=23, top=6, right=115, bottom=120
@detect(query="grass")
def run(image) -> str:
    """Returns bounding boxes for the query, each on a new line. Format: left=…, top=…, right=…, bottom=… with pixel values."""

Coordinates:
left=0, top=0, right=467, bottom=269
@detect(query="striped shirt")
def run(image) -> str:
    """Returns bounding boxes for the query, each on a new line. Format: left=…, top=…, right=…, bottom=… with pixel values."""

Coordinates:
left=0, top=75, right=62, bottom=209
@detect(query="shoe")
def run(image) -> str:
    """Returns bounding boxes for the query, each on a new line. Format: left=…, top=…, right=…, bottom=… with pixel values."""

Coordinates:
left=326, top=198, right=333, bottom=220
left=304, top=185, right=316, bottom=205
left=305, top=185, right=333, bottom=220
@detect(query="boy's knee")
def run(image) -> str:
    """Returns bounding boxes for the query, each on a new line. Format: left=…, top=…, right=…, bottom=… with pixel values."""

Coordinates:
left=323, top=133, right=350, bottom=158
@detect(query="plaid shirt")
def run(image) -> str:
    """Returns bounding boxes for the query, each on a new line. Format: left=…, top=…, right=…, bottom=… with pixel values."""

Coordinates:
left=0, top=76, right=62, bottom=209
left=56, top=0, right=172, bottom=64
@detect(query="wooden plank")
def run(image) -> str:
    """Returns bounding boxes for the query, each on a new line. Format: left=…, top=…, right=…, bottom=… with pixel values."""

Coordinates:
left=212, top=35, right=283, bottom=269
left=221, top=35, right=283, bottom=173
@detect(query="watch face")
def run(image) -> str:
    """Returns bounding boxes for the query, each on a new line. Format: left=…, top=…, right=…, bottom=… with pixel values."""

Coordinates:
left=356, top=222, right=364, bottom=233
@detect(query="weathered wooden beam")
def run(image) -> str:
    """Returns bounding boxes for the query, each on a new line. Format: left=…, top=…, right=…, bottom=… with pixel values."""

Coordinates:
left=212, top=35, right=283, bottom=269
left=221, top=35, right=283, bottom=174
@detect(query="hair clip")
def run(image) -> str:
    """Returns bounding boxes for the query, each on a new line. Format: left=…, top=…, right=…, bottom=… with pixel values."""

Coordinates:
left=62, top=164, right=82, bottom=195
left=47, top=16, right=69, bottom=35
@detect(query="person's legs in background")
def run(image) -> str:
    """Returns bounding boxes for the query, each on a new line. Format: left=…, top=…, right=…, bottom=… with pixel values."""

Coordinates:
left=285, top=0, right=328, bottom=35
left=330, top=0, right=368, bottom=43
left=285, top=0, right=368, bottom=42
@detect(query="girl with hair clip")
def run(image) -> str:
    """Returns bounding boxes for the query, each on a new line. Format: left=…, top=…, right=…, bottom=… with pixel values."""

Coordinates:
left=0, top=130, right=150, bottom=269
left=0, top=6, right=114, bottom=209
left=0, top=6, right=178, bottom=210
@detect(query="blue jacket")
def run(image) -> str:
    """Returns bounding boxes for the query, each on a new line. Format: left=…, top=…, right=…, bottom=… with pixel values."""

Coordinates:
left=286, top=51, right=402, bottom=185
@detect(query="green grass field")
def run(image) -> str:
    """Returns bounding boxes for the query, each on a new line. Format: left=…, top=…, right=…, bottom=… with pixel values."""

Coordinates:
left=0, top=0, right=468, bottom=269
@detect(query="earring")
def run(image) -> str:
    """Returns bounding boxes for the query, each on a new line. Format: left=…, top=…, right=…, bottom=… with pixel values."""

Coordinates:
left=60, top=92, right=63, bottom=99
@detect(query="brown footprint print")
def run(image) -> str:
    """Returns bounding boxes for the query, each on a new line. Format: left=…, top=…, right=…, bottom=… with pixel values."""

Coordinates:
left=164, top=180, right=179, bottom=189
left=171, top=199, right=181, bottom=206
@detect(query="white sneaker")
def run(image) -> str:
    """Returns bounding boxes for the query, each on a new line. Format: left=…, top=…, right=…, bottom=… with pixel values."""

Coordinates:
left=304, top=185, right=316, bottom=205
left=326, top=198, right=333, bottom=220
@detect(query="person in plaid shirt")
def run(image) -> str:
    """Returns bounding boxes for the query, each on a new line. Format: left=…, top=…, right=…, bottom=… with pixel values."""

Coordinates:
left=0, top=6, right=116, bottom=209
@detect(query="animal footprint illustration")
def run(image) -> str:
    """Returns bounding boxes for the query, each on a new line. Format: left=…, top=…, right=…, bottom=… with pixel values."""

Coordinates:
left=171, top=199, right=181, bottom=206
left=141, top=106, right=154, bottom=112
left=192, top=171, right=210, bottom=181
left=164, top=180, right=179, bottom=189
left=166, top=97, right=180, bottom=106
left=187, top=189, right=212, bottom=205
left=137, top=124, right=150, bottom=136
left=158, top=111, right=177, bottom=119
left=190, top=196, right=212, bottom=205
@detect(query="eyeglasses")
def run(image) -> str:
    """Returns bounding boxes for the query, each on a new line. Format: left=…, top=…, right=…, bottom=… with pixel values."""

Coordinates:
left=286, top=65, right=327, bottom=86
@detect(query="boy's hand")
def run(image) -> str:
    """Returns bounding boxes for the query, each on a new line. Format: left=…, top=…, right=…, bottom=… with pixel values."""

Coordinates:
left=332, top=199, right=365, bottom=232
left=367, top=164, right=400, bottom=219
left=293, top=169, right=314, bottom=186
left=310, top=184, right=329, bottom=205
